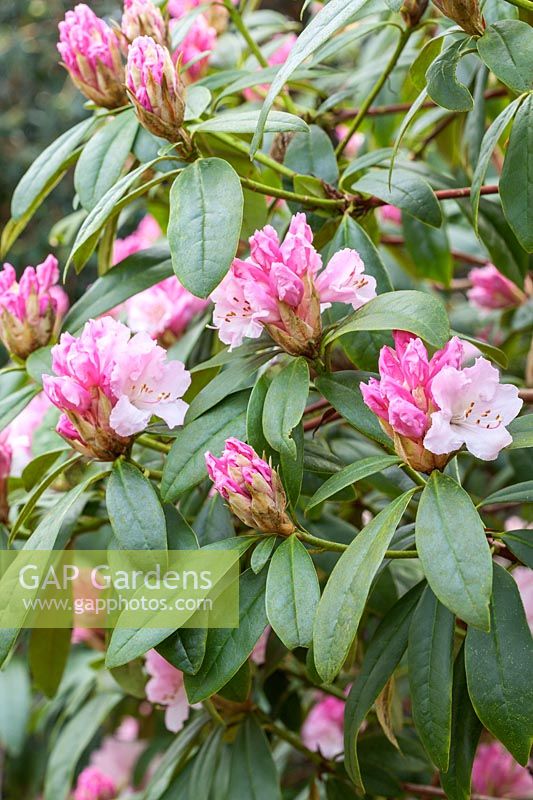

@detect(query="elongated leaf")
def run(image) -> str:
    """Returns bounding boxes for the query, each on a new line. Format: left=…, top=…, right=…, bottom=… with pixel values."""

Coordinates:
left=426, top=39, right=473, bottom=112
left=408, top=587, right=455, bottom=770
left=226, top=716, right=281, bottom=800
left=507, top=414, right=533, bottom=450
left=324, top=215, right=392, bottom=294
left=502, top=530, right=533, bottom=568
left=285, top=125, right=339, bottom=184
left=250, top=0, right=371, bottom=154
left=306, top=455, right=400, bottom=512
left=143, top=715, right=208, bottom=800
left=477, top=20, right=533, bottom=93
left=168, top=158, right=243, bottom=298
left=251, top=536, right=277, bottom=574
left=184, top=569, right=268, bottom=703
left=479, top=480, right=533, bottom=506
left=75, top=111, right=139, bottom=211
left=324, top=290, right=450, bottom=349
left=0, top=659, right=31, bottom=757
left=247, top=372, right=273, bottom=458
left=193, top=109, right=308, bottom=134
left=266, top=535, right=319, bottom=650
left=189, top=728, right=224, bottom=799
left=44, top=692, right=122, bottom=800
left=0, top=384, right=40, bottom=434
left=350, top=169, right=442, bottom=228
left=157, top=628, right=208, bottom=676
left=402, top=215, right=452, bottom=286
left=500, top=94, right=533, bottom=253
left=313, top=489, right=417, bottom=683
left=29, top=627, right=71, bottom=698
left=315, top=372, right=392, bottom=447
left=415, top=473, right=492, bottom=630
left=161, top=391, right=249, bottom=502
left=263, top=358, right=309, bottom=459
left=344, top=582, right=425, bottom=788
left=106, top=461, right=167, bottom=551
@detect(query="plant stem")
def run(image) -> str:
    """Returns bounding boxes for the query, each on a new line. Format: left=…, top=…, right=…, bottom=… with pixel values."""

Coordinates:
left=502, top=0, right=533, bottom=10
left=203, top=698, right=226, bottom=726
left=401, top=463, right=427, bottom=487
left=212, top=132, right=297, bottom=178
left=402, top=783, right=504, bottom=800
left=296, top=528, right=418, bottom=558
left=255, top=710, right=330, bottom=767
left=137, top=435, right=171, bottom=454
left=336, top=28, right=412, bottom=157
left=240, top=176, right=345, bottom=210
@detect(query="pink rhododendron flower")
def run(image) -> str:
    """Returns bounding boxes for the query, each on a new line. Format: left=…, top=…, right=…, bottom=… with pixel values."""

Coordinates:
left=73, top=767, right=116, bottom=800
left=168, top=0, right=234, bottom=32
left=512, top=565, right=533, bottom=634
left=472, top=741, right=533, bottom=798
left=424, top=357, right=522, bottom=461
left=122, top=0, right=167, bottom=45
left=5, top=393, right=52, bottom=475
left=113, top=215, right=162, bottom=265
left=379, top=205, right=402, bottom=225
left=0, top=256, right=68, bottom=359
left=251, top=626, right=271, bottom=665
left=0, top=433, right=12, bottom=524
left=124, top=276, right=208, bottom=344
left=57, top=4, right=127, bottom=108
left=301, top=694, right=346, bottom=759
left=211, top=214, right=376, bottom=356
left=335, top=125, right=364, bottom=158
left=467, top=264, right=526, bottom=311
left=90, top=718, right=146, bottom=792
left=172, top=15, right=217, bottom=82
left=43, top=317, right=190, bottom=459
left=126, top=35, right=186, bottom=141
left=145, top=650, right=191, bottom=733
left=243, top=35, right=298, bottom=101
left=205, top=438, right=294, bottom=534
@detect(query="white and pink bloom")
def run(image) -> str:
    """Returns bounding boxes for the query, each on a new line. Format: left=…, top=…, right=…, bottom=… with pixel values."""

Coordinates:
left=0, top=256, right=68, bottom=360
left=145, top=650, right=191, bottom=733
left=124, top=276, right=208, bottom=345
left=113, top=215, right=162, bottom=266
left=211, top=214, right=376, bottom=357
left=472, top=741, right=533, bottom=798
left=206, top=438, right=294, bottom=534
left=301, top=694, right=346, bottom=759
left=172, top=15, right=217, bottom=82
left=57, top=4, right=127, bottom=108
left=126, top=35, right=187, bottom=142
left=122, top=0, right=167, bottom=45
left=467, top=264, right=526, bottom=312
left=361, top=333, right=522, bottom=470
left=243, top=35, right=298, bottom=102
left=73, top=768, right=116, bottom=800
left=42, top=317, right=191, bottom=460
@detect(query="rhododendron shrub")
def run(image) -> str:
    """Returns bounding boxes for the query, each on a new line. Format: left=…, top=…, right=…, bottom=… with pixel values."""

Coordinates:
left=0, top=0, right=532, bottom=798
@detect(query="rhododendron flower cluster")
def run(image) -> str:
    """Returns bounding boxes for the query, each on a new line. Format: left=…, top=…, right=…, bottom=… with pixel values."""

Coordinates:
left=6, top=393, right=53, bottom=475
left=168, top=0, right=233, bottom=35
left=0, top=434, right=12, bottom=524
left=206, top=438, right=295, bottom=534
left=0, top=256, right=68, bottom=360
left=145, top=650, right=192, bottom=733
left=472, top=741, right=533, bottom=798
left=57, top=4, right=127, bottom=108
left=172, top=15, right=217, bottom=82
left=467, top=264, right=526, bottom=311
left=113, top=215, right=162, bottom=265
left=125, top=276, right=208, bottom=344
left=73, top=768, right=117, bottom=800
left=42, top=317, right=191, bottom=460
left=122, top=0, right=167, bottom=46
left=301, top=694, right=346, bottom=759
left=361, top=333, right=522, bottom=470
left=211, top=214, right=377, bottom=357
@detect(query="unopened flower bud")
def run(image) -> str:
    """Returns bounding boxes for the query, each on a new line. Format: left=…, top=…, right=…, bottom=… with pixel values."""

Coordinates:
left=57, top=4, right=127, bottom=109
left=432, top=0, right=485, bottom=36
left=205, top=438, right=295, bottom=535
left=401, top=0, right=429, bottom=27
left=122, top=0, right=167, bottom=45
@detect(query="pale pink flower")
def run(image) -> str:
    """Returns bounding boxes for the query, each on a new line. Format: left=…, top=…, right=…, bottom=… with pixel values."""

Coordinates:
left=145, top=650, right=191, bottom=733
left=172, top=15, right=217, bottom=81
left=124, top=276, right=208, bottom=344
left=73, top=767, right=116, bottom=800
left=0, top=433, right=12, bottom=524
left=472, top=741, right=533, bottom=798
left=205, top=438, right=294, bottom=534
left=513, top=567, right=533, bottom=634
left=57, top=4, right=126, bottom=108
left=122, top=0, right=167, bottom=45
left=301, top=694, right=346, bottom=759
left=467, top=264, right=526, bottom=311
left=251, top=626, right=271, bottom=665
left=243, top=35, right=298, bottom=101
left=168, top=0, right=234, bottom=32
left=335, top=126, right=364, bottom=158
left=379, top=205, right=402, bottom=225
left=5, top=393, right=52, bottom=475
left=424, top=358, right=522, bottom=461
left=90, top=718, right=145, bottom=791
left=168, top=0, right=204, bottom=17
left=43, top=317, right=190, bottom=459
left=0, top=256, right=68, bottom=359
left=315, top=249, right=377, bottom=310
left=113, top=215, right=162, bottom=265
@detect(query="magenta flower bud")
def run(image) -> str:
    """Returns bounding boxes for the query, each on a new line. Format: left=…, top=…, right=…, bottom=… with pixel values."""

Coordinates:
left=126, top=35, right=188, bottom=144
left=0, top=256, right=68, bottom=360
left=205, top=438, right=295, bottom=535
left=122, top=0, right=167, bottom=46
left=73, top=767, right=117, bottom=800
left=467, top=264, right=526, bottom=311
left=57, top=4, right=127, bottom=109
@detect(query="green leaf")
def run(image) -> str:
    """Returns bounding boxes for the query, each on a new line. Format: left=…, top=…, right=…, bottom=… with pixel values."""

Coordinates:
left=477, top=20, right=533, bottom=93
left=44, top=692, right=122, bottom=800
left=29, top=627, right=71, bottom=698
left=247, top=372, right=273, bottom=458
left=106, top=461, right=167, bottom=551
left=471, top=197, right=529, bottom=286
left=306, top=455, right=401, bottom=513
left=161, top=391, right=249, bottom=502
left=465, top=565, right=533, bottom=765
left=408, top=587, right=455, bottom=771
left=109, top=659, right=147, bottom=698
left=316, top=371, right=391, bottom=448
left=324, top=215, right=393, bottom=294
left=324, top=290, right=450, bottom=349
left=344, top=582, right=425, bottom=788
left=263, top=358, right=309, bottom=459
left=250, top=0, right=372, bottom=154
left=501, top=530, right=533, bottom=568
left=440, top=646, right=482, bottom=800
left=284, top=125, right=339, bottom=185
left=168, top=158, right=243, bottom=298
left=426, top=39, right=473, bottom=112
left=157, top=628, right=208, bottom=675
left=62, top=247, right=173, bottom=332
left=74, top=111, right=139, bottom=211
left=507, top=414, right=533, bottom=450
left=184, top=569, right=268, bottom=703
left=143, top=715, right=208, bottom=800
left=410, top=37, right=444, bottom=91
left=25, top=346, right=52, bottom=385
left=349, top=169, right=442, bottom=228
left=313, top=489, right=417, bottom=683
left=479, top=480, right=533, bottom=506
left=266, top=535, right=319, bottom=650
left=193, top=109, right=308, bottom=134
left=251, top=536, right=277, bottom=574
left=501, top=94, right=533, bottom=253
left=188, top=728, right=224, bottom=799
left=415, top=473, right=492, bottom=630
left=226, top=716, right=281, bottom=800
left=0, top=384, right=40, bottom=434
left=0, top=659, right=31, bottom=757
left=402, top=215, right=452, bottom=286
left=21, top=448, right=66, bottom=491
left=280, top=421, right=304, bottom=510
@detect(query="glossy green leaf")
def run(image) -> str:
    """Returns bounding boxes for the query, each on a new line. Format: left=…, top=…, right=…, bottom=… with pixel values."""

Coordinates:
left=157, top=628, right=208, bottom=676
left=306, top=455, right=400, bottom=512
left=477, top=20, right=533, bottom=93
left=0, top=384, right=40, bottom=434
left=29, top=627, right=71, bottom=698
left=193, top=109, right=308, bottom=134
left=408, top=586, right=455, bottom=770
left=324, top=215, right=392, bottom=294
left=263, top=357, right=309, bottom=459
left=479, top=480, right=533, bottom=506
left=465, top=565, right=533, bottom=765
left=415, top=473, right=492, bottom=630
left=349, top=169, right=442, bottom=228
left=247, top=372, right=273, bottom=458
left=226, top=716, right=281, bottom=800
left=507, top=414, right=533, bottom=450
left=313, top=489, right=417, bottom=683
left=501, top=94, right=533, bottom=253
left=168, top=157, right=243, bottom=298
left=426, top=39, right=473, bottom=112
left=502, top=530, right=533, bottom=568
left=106, top=461, right=167, bottom=551
left=188, top=728, right=224, bottom=800
left=285, top=125, right=339, bottom=184
left=251, top=536, right=277, bottom=574
left=0, top=659, right=31, bottom=757
left=144, top=715, right=208, bottom=800
left=402, top=215, right=452, bottom=286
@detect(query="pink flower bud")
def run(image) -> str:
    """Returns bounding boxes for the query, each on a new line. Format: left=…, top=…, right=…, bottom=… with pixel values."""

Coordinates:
left=57, top=4, right=127, bottom=109
left=205, top=438, right=295, bottom=535
left=301, top=694, right=347, bottom=759
left=126, top=35, right=188, bottom=144
left=467, top=264, right=526, bottom=311
left=379, top=204, right=402, bottom=225
left=169, top=0, right=231, bottom=35
left=122, top=0, right=167, bottom=45
left=73, top=767, right=117, bottom=800
left=43, top=317, right=191, bottom=461
left=0, top=256, right=68, bottom=360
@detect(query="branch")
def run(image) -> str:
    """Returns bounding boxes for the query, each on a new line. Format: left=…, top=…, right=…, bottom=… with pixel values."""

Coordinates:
left=402, top=783, right=506, bottom=800
left=381, top=235, right=489, bottom=267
